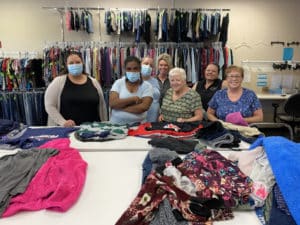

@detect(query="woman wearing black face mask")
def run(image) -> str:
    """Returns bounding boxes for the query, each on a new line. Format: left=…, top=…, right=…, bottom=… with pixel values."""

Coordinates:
left=109, top=56, right=153, bottom=125
left=44, top=52, right=107, bottom=127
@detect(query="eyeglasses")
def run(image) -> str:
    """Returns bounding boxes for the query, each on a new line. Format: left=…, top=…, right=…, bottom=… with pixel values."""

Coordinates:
left=227, top=75, right=242, bottom=79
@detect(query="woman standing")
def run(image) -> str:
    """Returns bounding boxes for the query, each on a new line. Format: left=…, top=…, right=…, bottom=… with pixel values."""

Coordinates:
left=159, top=67, right=203, bottom=122
left=109, top=56, right=153, bottom=125
left=207, top=65, right=263, bottom=125
left=156, top=53, right=173, bottom=105
left=141, top=56, right=160, bottom=122
left=44, top=52, right=107, bottom=127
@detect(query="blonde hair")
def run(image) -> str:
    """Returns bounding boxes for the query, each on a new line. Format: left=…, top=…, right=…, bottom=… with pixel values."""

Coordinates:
left=157, top=53, right=173, bottom=70
left=169, top=67, right=186, bottom=81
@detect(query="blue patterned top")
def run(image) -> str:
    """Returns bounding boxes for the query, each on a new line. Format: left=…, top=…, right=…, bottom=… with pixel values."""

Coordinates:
left=208, top=88, right=262, bottom=120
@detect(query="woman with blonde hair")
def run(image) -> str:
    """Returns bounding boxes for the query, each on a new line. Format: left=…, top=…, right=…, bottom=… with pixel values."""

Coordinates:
left=156, top=53, right=173, bottom=105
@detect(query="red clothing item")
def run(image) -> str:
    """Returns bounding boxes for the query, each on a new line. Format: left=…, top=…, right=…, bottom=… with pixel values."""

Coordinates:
left=128, top=122, right=203, bottom=139
left=3, top=138, right=87, bottom=217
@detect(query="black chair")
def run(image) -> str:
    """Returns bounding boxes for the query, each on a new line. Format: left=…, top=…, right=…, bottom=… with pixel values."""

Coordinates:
left=250, top=122, right=294, bottom=140
left=272, top=93, right=300, bottom=136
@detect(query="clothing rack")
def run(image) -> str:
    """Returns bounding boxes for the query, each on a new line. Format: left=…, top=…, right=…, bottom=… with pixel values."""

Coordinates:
left=43, top=41, right=233, bottom=86
left=42, top=6, right=230, bottom=12
left=42, top=7, right=104, bottom=11
left=43, top=6, right=230, bottom=42
left=0, top=90, right=47, bottom=126
left=0, top=51, right=39, bottom=58
left=44, top=41, right=223, bottom=49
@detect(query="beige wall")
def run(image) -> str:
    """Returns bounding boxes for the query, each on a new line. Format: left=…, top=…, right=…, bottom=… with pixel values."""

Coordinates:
left=1, top=0, right=300, bottom=61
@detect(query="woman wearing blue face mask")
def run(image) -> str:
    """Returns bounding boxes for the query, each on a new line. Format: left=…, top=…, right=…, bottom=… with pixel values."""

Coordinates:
left=141, top=56, right=160, bottom=122
left=109, top=56, right=153, bottom=125
left=44, top=52, right=107, bottom=127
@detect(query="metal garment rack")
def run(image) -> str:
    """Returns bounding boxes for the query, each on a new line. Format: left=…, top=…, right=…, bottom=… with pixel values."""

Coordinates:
left=42, top=6, right=231, bottom=42
left=0, top=51, right=39, bottom=58
left=43, top=41, right=224, bottom=49
left=42, top=6, right=231, bottom=11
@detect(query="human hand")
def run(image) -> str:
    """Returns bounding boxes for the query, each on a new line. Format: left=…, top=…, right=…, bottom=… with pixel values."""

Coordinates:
left=177, top=118, right=185, bottom=122
left=136, top=96, right=142, bottom=104
left=133, top=96, right=142, bottom=105
left=63, top=119, right=76, bottom=127
left=158, top=114, right=164, bottom=122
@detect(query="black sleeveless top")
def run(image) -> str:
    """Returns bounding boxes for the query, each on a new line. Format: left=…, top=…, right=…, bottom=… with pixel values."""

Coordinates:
left=60, top=76, right=100, bottom=125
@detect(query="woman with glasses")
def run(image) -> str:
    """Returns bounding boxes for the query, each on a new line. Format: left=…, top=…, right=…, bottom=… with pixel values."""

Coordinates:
left=207, top=65, right=263, bottom=125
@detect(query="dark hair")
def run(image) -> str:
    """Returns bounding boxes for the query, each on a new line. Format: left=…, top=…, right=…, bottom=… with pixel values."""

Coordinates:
left=124, top=56, right=143, bottom=84
left=124, top=55, right=141, bottom=69
left=60, top=51, right=86, bottom=75
left=205, top=63, right=220, bottom=73
left=66, top=51, right=84, bottom=63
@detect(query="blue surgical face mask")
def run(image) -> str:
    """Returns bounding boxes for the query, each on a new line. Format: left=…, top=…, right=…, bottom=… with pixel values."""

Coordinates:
left=68, top=64, right=83, bottom=76
left=126, top=72, right=140, bottom=83
left=141, top=65, right=152, bottom=77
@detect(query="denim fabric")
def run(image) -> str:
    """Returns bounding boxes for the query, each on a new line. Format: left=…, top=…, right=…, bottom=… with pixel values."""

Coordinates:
left=0, top=91, right=46, bottom=126
left=1, top=93, right=9, bottom=120
left=142, top=153, right=152, bottom=184
left=268, top=185, right=297, bottom=225
left=23, top=92, right=33, bottom=126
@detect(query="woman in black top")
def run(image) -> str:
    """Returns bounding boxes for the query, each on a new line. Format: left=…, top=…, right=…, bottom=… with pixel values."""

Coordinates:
left=45, top=52, right=107, bottom=127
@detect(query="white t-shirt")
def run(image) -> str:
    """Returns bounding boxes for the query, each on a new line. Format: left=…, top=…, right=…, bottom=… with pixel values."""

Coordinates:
left=110, top=77, right=153, bottom=125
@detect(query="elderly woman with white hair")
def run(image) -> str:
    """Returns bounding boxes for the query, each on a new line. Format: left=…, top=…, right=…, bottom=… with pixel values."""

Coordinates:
left=158, top=67, right=203, bottom=122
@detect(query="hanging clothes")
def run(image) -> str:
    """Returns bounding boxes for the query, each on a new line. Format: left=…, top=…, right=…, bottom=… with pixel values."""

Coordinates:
left=0, top=90, right=47, bottom=126
left=43, top=43, right=233, bottom=87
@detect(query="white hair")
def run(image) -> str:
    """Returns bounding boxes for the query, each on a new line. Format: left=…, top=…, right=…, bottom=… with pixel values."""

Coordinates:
left=169, top=67, right=186, bottom=81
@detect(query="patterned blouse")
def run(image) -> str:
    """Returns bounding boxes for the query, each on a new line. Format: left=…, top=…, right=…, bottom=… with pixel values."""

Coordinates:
left=161, top=88, right=202, bottom=122
left=208, top=88, right=262, bottom=120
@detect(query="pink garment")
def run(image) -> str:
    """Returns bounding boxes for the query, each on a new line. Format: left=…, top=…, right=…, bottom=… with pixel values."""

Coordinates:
left=225, top=112, right=248, bottom=126
left=251, top=181, right=268, bottom=201
left=65, top=11, right=72, bottom=31
left=3, top=138, right=87, bottom=217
